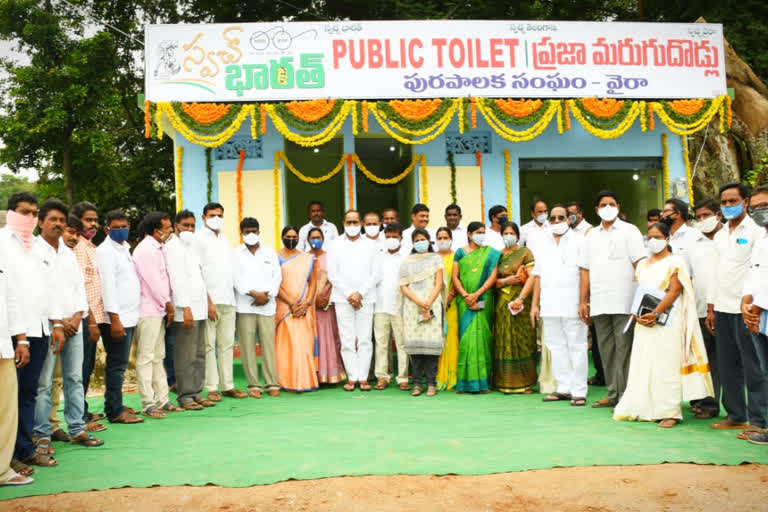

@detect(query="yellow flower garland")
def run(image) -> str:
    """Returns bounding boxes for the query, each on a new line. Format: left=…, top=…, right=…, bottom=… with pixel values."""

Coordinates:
left=651, top=96, right=724, bottom=136
left=273, top=153, right=281, bottom=246
left=568, top=100, right=643, bottom=139
left=368, top=100, right=458, bottom=145
left=156, top=108, right=164, bottom=140
left=420, top=154, right=428, bottom=205
left=475, top=98, right=559, bottom=142
left=159, top=102, right=255, bottom=147
left=266, top=102, right=351, bottom=147
left=661, top=133, right=670, bottom=198
left=681, top=134, right=694, bottom=205
left=351, top=100, right=359, bottom=136
left=458, top=98, right=465, bottom=135
left=278, top=151, right=347, bottom=184
left=175, top=146, right=183, bottom=210
left=503, top=149, right=512, bottom=213
left=353, top=153, right=422, bottom=185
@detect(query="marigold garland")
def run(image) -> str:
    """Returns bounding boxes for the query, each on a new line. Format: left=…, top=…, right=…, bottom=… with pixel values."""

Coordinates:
left=175, top=146, right=183, bottom=210
left=260, top=104, right=267, bottom=136
left=661, top=133, right=670, bottom=198
left=667, top=99, right=706, bottom=117
left=159, top=102, right=254, bottom=147
left=458, top=98, right=465, bottom=135
left=144, top=100, right=151, bottom=139
left=556, top=102, right=564, bottom=134
left=351, top=100, right=358, bottom=136
left=419, top=154, right=428, bottom=205
left=476, top=98, right=559, bottom=142
left=354, top=153, right=422, bottom=185
left=181, top=103, right=231, bottom=124
left=647, top=102, right=655, bottom=131
left=503, top=149, right=512, bottom=214
left=236, top=149, right=245, bottom=238
left=483, top=98, right=552, bottom=126
left=285, top=99, right=337, bottom=123
left=652, top=96, right=725, bottom=135
left=273, top=154, right=281, bottom=245
left=274, top=100, right=345, bottom=132
left=470, top=97, right=477, bottom=129
left=375, top=99, right=454, bottom=131
left=361, top=100, right=369, bottom=133
left=681, top=134, right=694, bottom=205
left=476, top=151, right=485, bottom=222
left=346, top=154, right=355, bottom=208
left=568, top=100, right=642, bottom=139
left=266, top=101, right=351, bottom=147
left=155, top=107, right=164, bottom=140
left=171, top=102, right=249, bottom=136
left=494, top=99, right=543, bottom=118
left=563, top=100, right=570, bottom=131
left=278, top=151, right=347, bottom=184
left=369, top=99, right=458, bottom=145
left=580, top=98, right=625, bottom=118
left=389, top=99, right=443, bottom=121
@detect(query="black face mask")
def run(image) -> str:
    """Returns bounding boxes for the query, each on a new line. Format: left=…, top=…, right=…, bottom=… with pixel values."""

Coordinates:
left=659, top=215, right=676, bottom=227
left=283, top=238, right=298, bottom=249
left=496, top=215, right=508, bottom=225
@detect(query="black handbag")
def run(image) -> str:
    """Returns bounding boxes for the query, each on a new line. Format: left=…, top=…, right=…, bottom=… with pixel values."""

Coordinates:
left=636, top=294, right=669, bottom=326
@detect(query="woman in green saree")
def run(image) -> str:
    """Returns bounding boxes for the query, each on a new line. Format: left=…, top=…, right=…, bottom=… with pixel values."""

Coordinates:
left=452, top=221, right=501, bottom=393
left=493, top=222, right=537, bottom=393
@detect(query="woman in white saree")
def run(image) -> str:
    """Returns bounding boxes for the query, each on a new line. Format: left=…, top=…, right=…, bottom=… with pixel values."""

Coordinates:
left=614, top=223, right=713, bottom=428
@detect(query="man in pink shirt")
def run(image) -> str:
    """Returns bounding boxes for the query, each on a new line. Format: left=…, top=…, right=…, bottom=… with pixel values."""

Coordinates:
left=132, top=212, right=183, bottom=418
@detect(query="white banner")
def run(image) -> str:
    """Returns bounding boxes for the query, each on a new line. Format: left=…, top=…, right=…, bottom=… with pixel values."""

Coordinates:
left=145, top=20, right=726, bottom=102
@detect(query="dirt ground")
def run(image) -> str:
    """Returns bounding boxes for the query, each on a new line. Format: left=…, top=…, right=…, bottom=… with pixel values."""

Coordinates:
left=5, top=463, right=768, bottom=512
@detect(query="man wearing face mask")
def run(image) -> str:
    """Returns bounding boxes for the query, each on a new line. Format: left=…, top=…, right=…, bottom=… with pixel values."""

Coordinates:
left=682, top=199, right=723, bottom=419
left=520, top=200, right=549, bottom=250
left=372, top=223, right=409, bottom=390
left=132, top=212, right=182, bottom=418
left=579, top=191, right=646, bottom=409
left=708, top=183, right=767, bottom=435
left=70, top=202, right=108, bottom=433
left=484, top=205, right=508, bottom=252
left=515, top=205, right=588, bottom=406
left=400, top=204, right=434, bottom=255
left=298, top=200, right=339, bottom=252
left=164, top=210, right=216, bottom=409
left=327, top=210, right=380, bottom=391
left=363, top=211, right=385, bottom=252
left=232, top=217, right=281, bottom=398
left=96, top=209, right=143, bottom=424
left=741, top=185, right=768, bottom=445
left=659, top=199, right=697, bottom=260
left=566, top=202, right=592, bottom=235
left=193, top=203, right=242, bottom=402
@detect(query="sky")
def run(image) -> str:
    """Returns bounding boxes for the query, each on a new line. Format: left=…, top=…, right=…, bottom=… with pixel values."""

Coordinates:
left=0, top=38, right=37, bottom=181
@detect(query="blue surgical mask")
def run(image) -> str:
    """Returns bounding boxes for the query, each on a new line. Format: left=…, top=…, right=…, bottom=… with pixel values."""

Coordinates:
left=722, top=203, right=744, bottom=220
left=413, top=240, right=430, bottom=253
left=108, top=227, right=129, bottom=243
left=309, top=239, right=323, bottom=250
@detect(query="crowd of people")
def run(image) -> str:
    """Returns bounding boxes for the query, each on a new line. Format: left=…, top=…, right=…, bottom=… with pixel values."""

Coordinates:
left=1, top=182, right=767, bottom=487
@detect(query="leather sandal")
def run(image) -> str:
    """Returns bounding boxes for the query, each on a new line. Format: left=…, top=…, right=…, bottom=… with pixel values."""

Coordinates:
left=109, top=411, right=144, bottom=424
left=160, top=402, right=184, bottom=413
left=197, top=399, right=216, bottom=407
left=222, top=388, right=247, bottom=399
left=51, top=429, right=71, bottom=442
left=268, top=389, right=280, bottom=397
left=142, top=407, right=166, bottom=419
left=70, top=433, right=105, bottom=447
left=426, top=386, right=437, bottom=397
left=359, top=382, right=371, bottom=391
left=249, top=389, right=262, bottom=399
left=11, top=459, right=34, bottom=477
left=343, top=381, right=356, bottom=392
left=411, top=386, right=423, bottom=397
left=659, top=418, right=680, bottom=428
left=35, top=439, right=54, bottom=456
left=591, top=398, right=616, bottom=408
left=182, top=401, right=203, bottom=410
left=398, top=382, right=411, bottom=391
left=85, top=421, right=107, bottom=433
left=374, top=378, right=389, bottom=390
left=207, top=391, right=222, bottom=402
left=22, top=453, right=57, bottom=467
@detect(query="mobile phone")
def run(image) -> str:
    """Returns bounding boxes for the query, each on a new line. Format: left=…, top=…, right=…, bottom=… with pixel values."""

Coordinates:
left=418, top=309, right=435, bottom=323
left=476, top=300, right=485, bottom=309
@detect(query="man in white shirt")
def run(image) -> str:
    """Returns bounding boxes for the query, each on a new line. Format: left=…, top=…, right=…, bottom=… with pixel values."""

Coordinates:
left=0, top=233, right=31, bottom=486
left=96, top=209, right=143, bottom=425
left=579, top=191, right=646, bottom=408
left=517, top=205, right=588, bottom=405
left=685, top=199, right=723, bottom=419
left=193, top=202, right=244, bottom=402
left=708, top=183, right=768, bottom=433
left=33, top=203, right=103, bottom=453
left=741, top=185, right=768, bottom=445
left=483, top=205, right=507, bottom=251
left=164, top=210, right=215, bottom=410
left=232, top=217, right=282, bottom=398
left=328, top=210, right=380, bottom=391
left=566, top=202, right=592, bottom=236
left=297, top=200, right=339, bottom=252
left=1, top=193, right=66, bottom=470
left=382, top=207, right=399, bottom=227
left=363, top=211, right=386, bottom=252
left=660, top=198, right=699, bottom=263
left=372, top=224, right=409, bottom=391
left=400, top=204, right=435, bottom=255
left=444, top=204, right=466, bottom=251
left=520, top=199, right=549, bottom=252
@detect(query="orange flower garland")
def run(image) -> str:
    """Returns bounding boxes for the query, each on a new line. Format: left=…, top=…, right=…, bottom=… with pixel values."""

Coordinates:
left=563, top=100, right=571, bottom=131
left=580, top=98, right=625, bottom=118
left=285, top=99, right=337, bottom=123
left=236, top=149, right=245, bottom=240
left=470, top=97, right=477, bottom=129
left=346, top=154, right=355, bottom=208
left=361, top=100, right=369, bottom=133
left=389, top=99, right=443, bottom=121
left=260, top=104, right=267, bottom=136
left=144, top=100, right=151, bottom=138
left=493, top=99, right=543, bottom=118
left=181, top=103, right=232, bottom=124
left=647, top=102, right=655, bottom=130
left=668, top=99, right=706, bottom=117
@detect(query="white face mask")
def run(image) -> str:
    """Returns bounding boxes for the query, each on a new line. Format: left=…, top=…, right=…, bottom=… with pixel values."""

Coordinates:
left=178, top=231, right=194, bottom=245
left=385, top=237, right=401, bottom=251
left=436, top=240, right=452, bottom=251
left=550, top=222, right=569, bottom=236
left=205, top=216, right=224, bottom=231
left=696, top=216, right=719, bottom=234
left=535, top=213, right=548, bottom=225
left=647, top=238, right=668, bottom=254
left=345, top=224, right=361, bottom=237
left=502, top=234, right=518, bottom=248
left=598, top=205, right=619, bottom=222
left=471, top=233, right=485, bottom=246
left=364, top=225, right=380, bottom=238
left=243, top=233, right=259, bottom=246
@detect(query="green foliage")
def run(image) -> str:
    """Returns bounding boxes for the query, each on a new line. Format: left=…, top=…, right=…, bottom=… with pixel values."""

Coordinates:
left=0, top=173, right=36, bottom=210
left=743, top=150, right=768, bottom=187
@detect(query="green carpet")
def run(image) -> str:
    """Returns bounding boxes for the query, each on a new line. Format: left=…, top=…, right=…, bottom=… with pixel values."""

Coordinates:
left=3, top=360, right=767, bottom=500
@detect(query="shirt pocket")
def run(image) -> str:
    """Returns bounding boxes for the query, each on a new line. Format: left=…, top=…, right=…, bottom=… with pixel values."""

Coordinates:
left=608, top=238, right=625, bottom=260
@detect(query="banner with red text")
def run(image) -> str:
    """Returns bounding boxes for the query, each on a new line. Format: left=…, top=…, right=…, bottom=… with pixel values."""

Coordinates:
left=144, top=20, right=726, bottom=102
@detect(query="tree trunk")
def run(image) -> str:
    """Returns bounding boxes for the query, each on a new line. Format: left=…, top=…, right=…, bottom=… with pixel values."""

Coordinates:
left=62, top=132, right=74, bottom=205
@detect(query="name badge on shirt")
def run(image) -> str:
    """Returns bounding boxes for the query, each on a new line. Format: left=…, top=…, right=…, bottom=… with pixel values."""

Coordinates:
left=737, top=238, right=748, bottom=245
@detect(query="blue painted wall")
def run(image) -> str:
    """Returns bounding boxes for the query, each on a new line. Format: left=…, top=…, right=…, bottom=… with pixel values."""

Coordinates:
left=173, top=107, right=684, bottom=225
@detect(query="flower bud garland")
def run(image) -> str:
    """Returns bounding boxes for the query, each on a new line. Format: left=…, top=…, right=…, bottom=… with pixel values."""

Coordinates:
left=236, top=149, right=245, bottom=239
left=175, top=146, right=183, bottom=210
left=503, top=149, right=512, bottom=214
left=661, top=133, right=670, bottom=198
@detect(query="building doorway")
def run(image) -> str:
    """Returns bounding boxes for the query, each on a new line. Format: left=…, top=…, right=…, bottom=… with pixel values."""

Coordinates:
left=519, top=157, right=663, bottom=228
left=354, top=136, right=414, bottom=223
